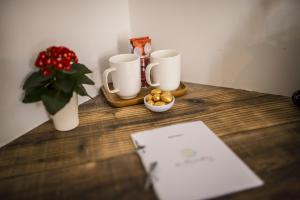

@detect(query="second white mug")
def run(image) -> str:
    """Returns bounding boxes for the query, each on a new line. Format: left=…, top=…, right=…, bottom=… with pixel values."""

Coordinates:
left=103, top=54, right=141, bottom=99
left=146, top=49, right=181, bottom=91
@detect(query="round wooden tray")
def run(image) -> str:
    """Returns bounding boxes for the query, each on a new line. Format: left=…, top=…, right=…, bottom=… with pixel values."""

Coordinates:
left=100, top=82, right=188, bottom=107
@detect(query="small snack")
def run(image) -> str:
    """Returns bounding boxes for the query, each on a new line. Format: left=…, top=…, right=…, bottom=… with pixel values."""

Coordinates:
left=154, top=101, right=166, bottom=106
left=161, top=91, right=172, bottom=96
left=151, top=88, right=162, bottom=95
left=145, top=94, right=153, bottom=101
left=144, top=89, right=175, bottom=112
left=145, top=89, right=174, bottom=106
left=160, top=91, right=173, bottom=103
left=152, top=93, right=161, bottom=102
left=161, top=94, right=173, bottom=103
left=147, top=100, right=155, bottom=106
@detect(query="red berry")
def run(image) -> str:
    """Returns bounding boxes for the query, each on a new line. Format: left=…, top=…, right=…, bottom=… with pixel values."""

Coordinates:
left=57, top=46, right=62, bottom=53
left=65, top=56, right=71, bottom=61
left=42, top=69, right=52, bottom=76
left=62, top=59, right=70, bottom=68
left=56, top=62, right=64, bottom=70
left=69, top=51, right=77, bottom=59
left=61, top=47, right=70, bottom=54
left=39, top=51, right=47, bottom=60
left=52, top=51, right=58, bottom=58
left=38, top=46, right=78, bottom=70
left=51, top=46, right=58, bottom=53
left=35, top=58, right=44, bottom=68
left=65, top=65, right=71, bottom=71
left=45, top=58, right=52, bottom=65
left=51, top=59, right=58, bottom=67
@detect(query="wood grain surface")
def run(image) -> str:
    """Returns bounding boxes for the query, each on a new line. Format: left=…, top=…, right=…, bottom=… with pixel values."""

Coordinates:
left=101, top=82, right=187, bottom=107
left=0, top=82, right=299, bottom=200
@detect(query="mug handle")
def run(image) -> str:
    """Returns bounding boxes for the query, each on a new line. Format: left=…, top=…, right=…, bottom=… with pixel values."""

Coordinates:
left=103, top=68, right=120, bottom=93
left=146, top=62, right=160, bottom=87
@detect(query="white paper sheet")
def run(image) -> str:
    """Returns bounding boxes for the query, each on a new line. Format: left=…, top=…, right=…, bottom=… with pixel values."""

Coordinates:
left=131, top=121, right=263, bottom=200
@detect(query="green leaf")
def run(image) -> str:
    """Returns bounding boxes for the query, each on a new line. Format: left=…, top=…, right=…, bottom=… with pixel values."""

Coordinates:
left=23, top=71, right=51, bottom=90
left=54, top=69, right=67, bottom=79
left=71, top=63, right=92, bottom=74
left=54, top=76, right=76, bottom=94
left=77, top=74, right=95, bottom=85
left=41, top=89, right=72, bottom=115
left=22, top=87, right=43, bottom=103
left=75, top=84, right=88, bottom=96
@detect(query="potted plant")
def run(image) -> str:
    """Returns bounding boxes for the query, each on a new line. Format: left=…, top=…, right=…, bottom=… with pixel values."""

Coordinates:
left=22, top=46, right=95, bottom=131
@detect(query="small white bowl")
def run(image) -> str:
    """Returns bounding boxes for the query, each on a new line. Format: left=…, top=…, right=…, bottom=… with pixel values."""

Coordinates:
left=144, top=96, right=175, bottom=112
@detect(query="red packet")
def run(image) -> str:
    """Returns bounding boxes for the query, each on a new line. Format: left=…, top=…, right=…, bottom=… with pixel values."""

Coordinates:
left=130, top=36, right=152, bottom=88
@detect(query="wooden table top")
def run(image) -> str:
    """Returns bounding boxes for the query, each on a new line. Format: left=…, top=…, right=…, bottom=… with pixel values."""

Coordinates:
left=0, top=82, right=299, bottom=200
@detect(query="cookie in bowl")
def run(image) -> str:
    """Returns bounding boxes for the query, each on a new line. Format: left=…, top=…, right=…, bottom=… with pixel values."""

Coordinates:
left=144, top=89, right=175, bottom=112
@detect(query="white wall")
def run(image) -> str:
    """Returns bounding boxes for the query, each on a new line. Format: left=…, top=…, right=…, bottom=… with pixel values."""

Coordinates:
left=129, top=0, right=300, bottom=96
left=0, top=0, right=131, bottom=147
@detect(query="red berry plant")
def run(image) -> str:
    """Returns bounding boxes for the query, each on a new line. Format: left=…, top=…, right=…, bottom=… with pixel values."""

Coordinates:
left=22, top=46, right=94, bottom=115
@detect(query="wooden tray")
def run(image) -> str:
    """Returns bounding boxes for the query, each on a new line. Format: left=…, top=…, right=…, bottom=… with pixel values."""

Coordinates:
left=101, top=82, right=188, bottom=107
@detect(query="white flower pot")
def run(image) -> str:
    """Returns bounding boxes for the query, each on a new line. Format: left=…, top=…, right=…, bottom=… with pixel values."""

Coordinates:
left=51, top=93, right=79, bottom=131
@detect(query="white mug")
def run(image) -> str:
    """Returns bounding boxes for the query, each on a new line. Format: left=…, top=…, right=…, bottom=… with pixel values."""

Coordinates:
left=146, top=49, right=181, bottom=91
left=103, top=54, right=141, bottom=99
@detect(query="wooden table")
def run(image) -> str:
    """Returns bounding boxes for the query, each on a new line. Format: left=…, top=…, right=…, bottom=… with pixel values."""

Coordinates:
left=0, top=83, right=299, bottom=200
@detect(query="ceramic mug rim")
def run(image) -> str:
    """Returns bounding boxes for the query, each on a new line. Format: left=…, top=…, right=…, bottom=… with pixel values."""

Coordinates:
left=109, top=54, right=139, bottom=64
left=150, top=49, right=179, bottom=59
